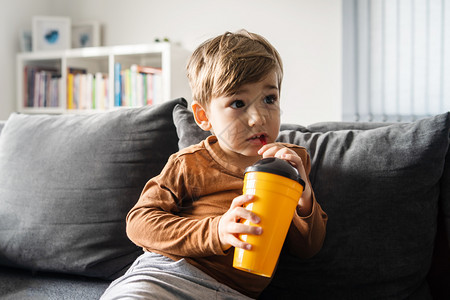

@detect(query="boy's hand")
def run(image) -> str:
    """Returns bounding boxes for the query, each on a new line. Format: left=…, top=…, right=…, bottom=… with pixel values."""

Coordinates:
left=258, top=144, right=313, bottom=216
left=218, top=194, right=262, bottom=251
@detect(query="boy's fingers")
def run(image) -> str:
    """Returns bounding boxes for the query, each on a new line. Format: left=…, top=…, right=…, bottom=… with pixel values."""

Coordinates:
left=232, top=204, right=260, bottom=224
left=259, top=146, right=280, bottom=157
left=225, top=224, right=262, bottom=250
left=257, top=144, right=272, bottom=154
left=230, top=194, right=253, bottom=209
left=228, top=222, right=262, bottom=235
left=276, top=153, right=301, bottom=168
left=228, top=235, right=252, bottom=250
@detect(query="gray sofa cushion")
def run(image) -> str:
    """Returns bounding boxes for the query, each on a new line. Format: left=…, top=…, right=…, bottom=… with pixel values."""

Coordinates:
left=0, top=266, right=110, bottom=300
left=273, top=113, right=450, bottom=299
left=426, top=134, right=450, bottom=299
left=0, top=98, right=184, bottom=280
left=173, top=103, right=450, bottom=299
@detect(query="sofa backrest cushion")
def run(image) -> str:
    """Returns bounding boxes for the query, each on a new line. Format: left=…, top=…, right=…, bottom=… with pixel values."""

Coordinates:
left=0, top=98, right=185, bottom=280
left=274, top=113, right=450, bottom=299
left=173, top=103, right=450, bottom=299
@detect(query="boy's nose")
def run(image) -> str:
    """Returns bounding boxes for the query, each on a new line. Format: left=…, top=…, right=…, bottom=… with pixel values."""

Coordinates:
left=247, top=108, right=265, bottom=127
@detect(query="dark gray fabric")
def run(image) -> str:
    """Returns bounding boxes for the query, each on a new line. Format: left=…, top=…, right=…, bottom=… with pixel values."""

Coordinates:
left=266, top=112, right=450, bottom=299
left=306, top=121, right=393, bottom=132
left=279, top=123, right=310, bottom=132
left=172, top=103, right=210, bottom=149
left=426, top=137, right=450, bottom=299
left=0, top=266, right=110, bottom=300
left=441, top=143, right=450, bottom=248
left=0, top=98, right=184, bottom=280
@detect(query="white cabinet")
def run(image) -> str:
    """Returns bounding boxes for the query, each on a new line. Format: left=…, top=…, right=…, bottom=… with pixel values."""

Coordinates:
left=17, top=43, right=191, bottom=113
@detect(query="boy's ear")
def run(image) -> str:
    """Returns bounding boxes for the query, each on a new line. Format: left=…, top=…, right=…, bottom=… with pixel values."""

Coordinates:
left=191, top=101, right=212, bottom=131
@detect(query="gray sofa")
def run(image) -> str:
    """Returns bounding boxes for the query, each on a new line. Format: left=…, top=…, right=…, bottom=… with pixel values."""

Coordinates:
left=0, top=98, right=449, bottom=299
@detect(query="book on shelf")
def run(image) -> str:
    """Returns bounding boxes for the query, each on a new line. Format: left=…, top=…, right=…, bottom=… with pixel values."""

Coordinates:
left=23, top=65, right=61, bottom=108
left=95, top=72, right=109, bottom=110
left=67, top=67, right=86, bottom=110
left=114, top=62, right=122, bottom=107
left=66, top=67, right=109, bottom=110
left=117, top=64, right=163, bottom=107
left=85, top=73, right=93, bottom=110
left=134, top=64, right=162, bottom=106
left=134, top=65, right=162, bottom=75
left=67, top=73, right=74, bottom=109
left=67, top=67, right=87, bottom=75
left=23, top=63, right=162, bottom=111
left=130, top=64, right=138, bottom=107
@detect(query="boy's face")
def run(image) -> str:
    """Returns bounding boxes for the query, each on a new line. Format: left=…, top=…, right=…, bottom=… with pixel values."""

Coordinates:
left=193, top=71, right=281, bottom=158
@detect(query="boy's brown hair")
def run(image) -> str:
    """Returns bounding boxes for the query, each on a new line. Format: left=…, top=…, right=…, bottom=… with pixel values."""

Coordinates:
left=186, top=29, right=283, bottom=107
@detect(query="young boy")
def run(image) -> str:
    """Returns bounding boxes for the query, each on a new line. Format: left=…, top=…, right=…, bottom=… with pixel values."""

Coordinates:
left=101, top=30, right=327, bottom=300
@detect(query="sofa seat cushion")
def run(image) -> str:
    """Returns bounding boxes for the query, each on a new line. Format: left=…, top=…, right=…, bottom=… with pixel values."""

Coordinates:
left=0, top=98, right=185, bottom=280
left=0, top=266, right=110, bottom=300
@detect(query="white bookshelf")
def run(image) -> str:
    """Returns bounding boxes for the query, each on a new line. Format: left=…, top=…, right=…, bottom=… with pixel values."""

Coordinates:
left=17, top=43, right=191, bottom=113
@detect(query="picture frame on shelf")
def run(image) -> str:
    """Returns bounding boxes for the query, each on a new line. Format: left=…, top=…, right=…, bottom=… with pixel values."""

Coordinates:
left=72, top=21, right=101, bottom=48
left=32, top=16, right=71, bottom=52
left=19, top=29, right=32, bottom=52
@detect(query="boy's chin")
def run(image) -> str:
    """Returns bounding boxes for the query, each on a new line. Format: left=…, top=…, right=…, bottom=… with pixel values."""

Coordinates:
left=235, top=147, right=261, bottom=158
left=218, top=140, right=261, bottom=158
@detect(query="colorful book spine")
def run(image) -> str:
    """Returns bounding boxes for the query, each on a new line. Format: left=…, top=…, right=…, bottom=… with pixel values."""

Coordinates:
left=92, top=76, right=96, bottom=109
left=23, top=65, right=60, bottom=108
left=114, top=62, right=122, bottom=107
left=56, top=63, right=163, bottom=109
left=23, top=66, right=28, bottom=107
left=124, top=69, right=131, bottom=106
left=64, top=67, right=110, bottom=110
left=95, top=72, right=103, bottom=110
left=67, top=73, right=74, bottom=109
left=129, top=64, right=162, bottom=106
left=146, top=73, right=153, bottom=105
left=136, top=65, right=162, bottom=74
left=85, top=73, right=93, bottom=110
left=104, top=76, right=109, bottom=109
left=130, top=64, right=138, bottom=107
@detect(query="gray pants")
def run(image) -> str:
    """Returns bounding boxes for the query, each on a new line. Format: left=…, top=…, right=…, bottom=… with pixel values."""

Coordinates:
left=100, top=252, right=253, bottom=300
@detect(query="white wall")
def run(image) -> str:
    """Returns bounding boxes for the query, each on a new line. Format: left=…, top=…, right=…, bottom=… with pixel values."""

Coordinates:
left=0, top=0, right=52, bottom=120
left=0, top=0, right=342, bottom=125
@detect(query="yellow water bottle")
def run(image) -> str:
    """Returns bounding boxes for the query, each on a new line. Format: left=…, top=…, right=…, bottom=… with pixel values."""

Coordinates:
left=233, top=157, right=305, bottom=277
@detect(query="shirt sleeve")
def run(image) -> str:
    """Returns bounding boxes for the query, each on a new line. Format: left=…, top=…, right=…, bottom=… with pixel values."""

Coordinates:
left=126, top=154, right=225, bottom=258
left=285, top=145, right=328, bottom=258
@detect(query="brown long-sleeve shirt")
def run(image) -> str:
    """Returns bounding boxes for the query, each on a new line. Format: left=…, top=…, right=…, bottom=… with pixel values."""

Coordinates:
left=126, top=135, right=327, bottom=298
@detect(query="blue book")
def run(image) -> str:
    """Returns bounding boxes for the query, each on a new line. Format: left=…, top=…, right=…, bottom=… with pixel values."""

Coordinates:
left=114, top=62, right=122, bottom=107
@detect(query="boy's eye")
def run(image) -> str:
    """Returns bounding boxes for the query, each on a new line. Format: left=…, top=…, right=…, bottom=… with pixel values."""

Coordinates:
left=263, top=95, right=277, bottom=104
left=230, top=100, right=245, bottom=109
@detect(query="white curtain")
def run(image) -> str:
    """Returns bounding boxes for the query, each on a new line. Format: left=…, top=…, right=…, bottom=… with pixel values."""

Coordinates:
left=343, top=0, right=450, bottom=122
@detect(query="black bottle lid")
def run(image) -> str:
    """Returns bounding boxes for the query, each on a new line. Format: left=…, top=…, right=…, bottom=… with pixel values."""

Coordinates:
left=244, top=157, right=305, bottom=188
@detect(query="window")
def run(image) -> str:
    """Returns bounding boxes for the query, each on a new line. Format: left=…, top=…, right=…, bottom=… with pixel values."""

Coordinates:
left=343, top=0, right=450, bottom=122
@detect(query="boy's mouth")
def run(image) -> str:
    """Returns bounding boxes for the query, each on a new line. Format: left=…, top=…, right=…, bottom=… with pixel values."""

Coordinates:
left=247, top=134, right=267, bottom=145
